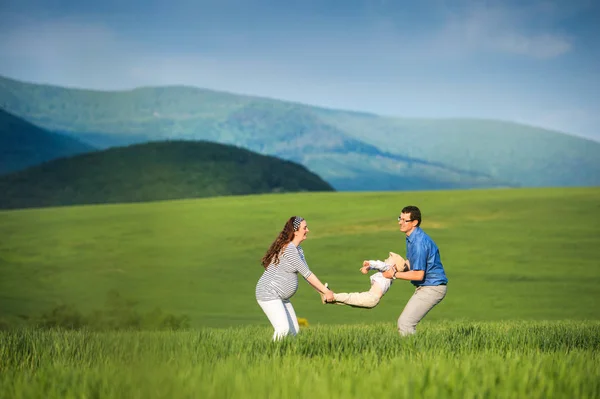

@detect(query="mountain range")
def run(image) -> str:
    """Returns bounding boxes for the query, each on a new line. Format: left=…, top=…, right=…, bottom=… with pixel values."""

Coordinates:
left=1, top=74, right=599, bottom=191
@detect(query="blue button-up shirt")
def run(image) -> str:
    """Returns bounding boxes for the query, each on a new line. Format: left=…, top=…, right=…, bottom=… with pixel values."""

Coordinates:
left=406, top=227, right=448, bottom=287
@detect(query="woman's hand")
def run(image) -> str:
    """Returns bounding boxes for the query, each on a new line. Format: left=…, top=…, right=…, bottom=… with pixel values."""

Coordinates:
left=325, top=289, right=335, bottom=302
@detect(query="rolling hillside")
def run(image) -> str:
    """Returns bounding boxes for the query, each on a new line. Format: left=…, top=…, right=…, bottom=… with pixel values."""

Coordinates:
left=0, top=108, right=95, bottom=175
left=0, top=140, right=334, bottom=209
left=1, top=75, right=599, bottom=190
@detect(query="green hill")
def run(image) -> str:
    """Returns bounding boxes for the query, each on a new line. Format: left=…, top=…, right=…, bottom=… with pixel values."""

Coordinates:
left=0, top=140, right=334, bottom=209
left=0, top=187, right=598, bottom=328
left=1, top=75, right=599, bottom=189
left=0, top=108, right=95, bottom=175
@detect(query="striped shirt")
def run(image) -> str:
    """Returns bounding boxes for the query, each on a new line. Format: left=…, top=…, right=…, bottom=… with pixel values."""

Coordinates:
left=255, top=243, right=313, bottom=301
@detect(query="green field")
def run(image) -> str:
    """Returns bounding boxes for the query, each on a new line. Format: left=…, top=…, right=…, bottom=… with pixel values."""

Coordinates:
left=1, top=322, right=599, bottom=398
left=1, top=187, right=599, bottom=398
left=1, top=187, right=599, bottom=327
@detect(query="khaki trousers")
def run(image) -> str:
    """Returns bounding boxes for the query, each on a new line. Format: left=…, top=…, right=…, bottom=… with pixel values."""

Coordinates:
left=398, top=285, right=447, bottom=336
left=333, top=291, right=381, bottom=308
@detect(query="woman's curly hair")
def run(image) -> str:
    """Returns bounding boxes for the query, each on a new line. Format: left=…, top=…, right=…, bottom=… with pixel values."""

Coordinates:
left=261, top=216, right=299, bottom=269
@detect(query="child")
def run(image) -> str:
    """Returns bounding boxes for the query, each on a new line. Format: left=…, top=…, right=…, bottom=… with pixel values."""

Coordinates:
left=321, top=252, right=410, bottom=308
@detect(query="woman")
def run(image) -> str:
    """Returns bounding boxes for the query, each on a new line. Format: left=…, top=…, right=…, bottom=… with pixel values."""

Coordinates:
left=255, top=216, right=334, bottom=340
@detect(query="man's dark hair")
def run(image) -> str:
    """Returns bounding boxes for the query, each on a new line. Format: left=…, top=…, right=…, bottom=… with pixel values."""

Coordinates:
left=401, top=205, right=422, bottom=227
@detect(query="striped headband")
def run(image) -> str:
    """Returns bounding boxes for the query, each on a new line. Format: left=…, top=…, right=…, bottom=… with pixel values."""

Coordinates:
left=292, top=216, right=304, bottom=231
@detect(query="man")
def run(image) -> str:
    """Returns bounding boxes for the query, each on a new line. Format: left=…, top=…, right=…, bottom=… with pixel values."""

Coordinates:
left=382, top=205, right=448, bottom=336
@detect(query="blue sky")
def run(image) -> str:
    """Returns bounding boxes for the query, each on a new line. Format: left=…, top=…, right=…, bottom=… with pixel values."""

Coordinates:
left=1, top=0, right=599, bottom=140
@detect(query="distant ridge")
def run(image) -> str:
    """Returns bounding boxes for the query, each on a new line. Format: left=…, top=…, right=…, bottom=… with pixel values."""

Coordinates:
left=0, top=108, right=95, bottom=175
left=1, top=74, right=599, bottom=190
left=0, top=140, right=334, bottom=210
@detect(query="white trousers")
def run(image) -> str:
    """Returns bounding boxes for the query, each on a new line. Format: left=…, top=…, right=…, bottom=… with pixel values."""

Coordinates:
left=257, top=299, right=300, bottom=341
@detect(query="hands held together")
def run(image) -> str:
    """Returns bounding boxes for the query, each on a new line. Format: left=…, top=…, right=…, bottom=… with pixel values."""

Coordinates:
left=320, top=283, right=334, bottom=303
left=324, top=289, right=334, bottom=302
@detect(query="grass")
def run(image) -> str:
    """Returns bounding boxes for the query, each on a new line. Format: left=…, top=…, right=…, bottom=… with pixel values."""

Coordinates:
left=1, top=187, right=600, bottom=327
left=1, top=187, right=599, bottom=398
left=1, top=321, right=599, bottom=398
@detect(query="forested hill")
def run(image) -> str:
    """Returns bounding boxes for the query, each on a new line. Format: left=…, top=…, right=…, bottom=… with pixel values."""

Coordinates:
left=0, top=140, right=334, bottom=210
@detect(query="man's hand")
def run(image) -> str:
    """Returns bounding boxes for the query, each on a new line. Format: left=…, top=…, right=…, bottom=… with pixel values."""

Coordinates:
left=362, top=260, right=369, bottom=267
left=382, top=266, right=396, bottom=279
left=360, top=265, right=370, bottom=274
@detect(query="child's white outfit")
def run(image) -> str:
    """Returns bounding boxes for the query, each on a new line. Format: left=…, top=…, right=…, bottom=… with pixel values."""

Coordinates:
left=332, top=260, right=394, bottom=308
left=366, top=260, right=394, bottom=294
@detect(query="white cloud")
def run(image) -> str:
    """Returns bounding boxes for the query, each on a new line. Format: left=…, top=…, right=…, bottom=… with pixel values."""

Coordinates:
left=0, top=18, right=143, bottom=89
left=430, top=3, right=573, bottom=59
left=493, top=33, right=571, bottom=59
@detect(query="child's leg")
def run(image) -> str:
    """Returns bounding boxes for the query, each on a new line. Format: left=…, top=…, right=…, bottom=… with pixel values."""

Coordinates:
left=333, top=285, right=382, bottom=308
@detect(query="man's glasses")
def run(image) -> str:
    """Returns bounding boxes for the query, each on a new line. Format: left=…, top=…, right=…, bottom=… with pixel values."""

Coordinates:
left=398, top=217, right=414, bottom=223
